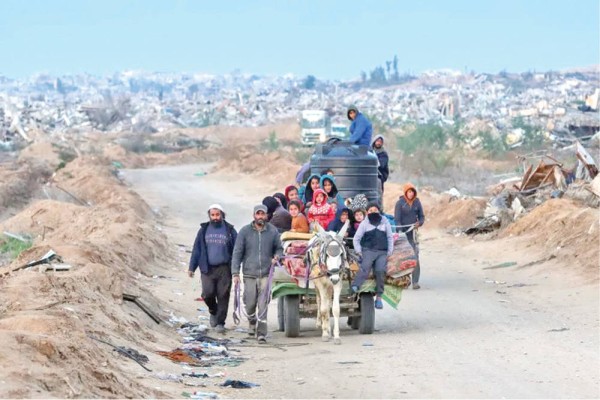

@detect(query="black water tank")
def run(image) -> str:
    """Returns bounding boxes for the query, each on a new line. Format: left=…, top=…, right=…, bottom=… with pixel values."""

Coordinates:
left=310, top=141, right=381, bottom=206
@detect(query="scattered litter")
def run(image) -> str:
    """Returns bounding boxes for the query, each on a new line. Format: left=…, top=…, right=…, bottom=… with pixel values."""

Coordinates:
left=484, top=280, right=506, bottom=285
left=194, top=172, right=208, bottom=177
left=182, top=372, right=225, bottom=379
left=362, top=342, right=374, bottom=347
left=123, top=294, right=162, bottom=324
left=337, top=361, right=362, bottom=365
left=221, top=379, right=260, bottom=389
left=88, top=335, right=151, bottom=372
left=507, top=283, right=536, bottom=288
left=154, top=372, right=181, bottom=382
left=498, top=299, right=511, bottom=303
left=483, top=261, right=518, bottom=270
left=548, top=327, right=570, bottom=332
left=181, top=390, right=219, bottom=399
left=496, top=290, right=507, bottom=294
left=39, top=263, right=72, bottom=272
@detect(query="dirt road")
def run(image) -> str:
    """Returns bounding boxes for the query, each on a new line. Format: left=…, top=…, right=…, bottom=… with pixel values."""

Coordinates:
left=124, top=164, right=599, bottom=399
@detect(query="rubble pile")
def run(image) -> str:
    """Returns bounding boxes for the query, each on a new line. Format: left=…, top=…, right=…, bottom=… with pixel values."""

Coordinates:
left=1, top=68, right=598, bottom=149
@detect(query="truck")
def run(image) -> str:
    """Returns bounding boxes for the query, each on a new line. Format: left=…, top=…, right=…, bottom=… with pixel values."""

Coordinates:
left=330, top=123, right=349, bottom=140
left=300, top=110, right=331, bottom=146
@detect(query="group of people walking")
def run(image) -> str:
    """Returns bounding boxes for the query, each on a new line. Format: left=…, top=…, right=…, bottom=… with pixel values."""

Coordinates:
left=188, top=181, right=425, bottom=343
left=187, top=106, right=424, bottom=342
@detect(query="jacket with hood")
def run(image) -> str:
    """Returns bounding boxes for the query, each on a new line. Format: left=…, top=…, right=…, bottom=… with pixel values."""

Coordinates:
left=347, top=106, right=373, bottom=146
left=307, top=189, right=335, bottom=229
left=371, top=134, right=389, bottom=183
left=189, top=221, right=238, bottom=274
left=327, top=207, right=356, bottom=236
left=319, top=174, right=345, bottom=206
left=353, top=214, right=394, bottom=256
left=231, top=221, right=283, bottom=278
left=394, top=183, right=425, bottom=231
left=302, top=173, right=321, bottom=204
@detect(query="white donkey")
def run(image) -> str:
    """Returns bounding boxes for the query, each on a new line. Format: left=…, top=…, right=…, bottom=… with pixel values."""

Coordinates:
left=308, top=220, right=351, bottom=345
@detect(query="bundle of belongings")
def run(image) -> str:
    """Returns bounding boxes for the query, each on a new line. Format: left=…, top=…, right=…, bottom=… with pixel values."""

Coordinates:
left=277, top=231, right=416, bottom=289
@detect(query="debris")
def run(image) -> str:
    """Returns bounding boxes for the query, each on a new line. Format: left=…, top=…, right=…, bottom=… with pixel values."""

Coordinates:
left=2, top=231, right=30, bottom=242
left=221, top=379, right=260, bottom=389
left=2, top=249, right=60, bottom=276
left=123, top=293, right=162, bottom=324
left=88, top=335, right=152, bottom=372
left=337, top=361, right=362, bottom=365
left=181, top=390, right=219, bottom=399
left=182, top=372, right=225, bottom=379
left=576, top=140, right=599, bottom=180
left=362, top=342, right=374, bottom=346
left=39, top=262, right=72, bottom=272
left=548, top=327, right=570, bottom=332
left=482, top=261, right=518, bottom=270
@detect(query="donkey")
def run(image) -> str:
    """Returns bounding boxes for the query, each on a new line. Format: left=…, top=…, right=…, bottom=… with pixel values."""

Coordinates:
left=308, top=220, right=351, bottom=344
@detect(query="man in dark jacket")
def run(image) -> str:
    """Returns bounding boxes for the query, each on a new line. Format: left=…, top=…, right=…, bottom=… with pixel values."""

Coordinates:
left=394, top=183, right=425, bottom=289
left=351, top=202, right=394, bottom=309
left=188, top=204, right=238, bottom=333
left=371, top=134, right=390, bottom=193
left=231, top=204, right=284, bottom=343
left=347, top=105, right=373, bottom=146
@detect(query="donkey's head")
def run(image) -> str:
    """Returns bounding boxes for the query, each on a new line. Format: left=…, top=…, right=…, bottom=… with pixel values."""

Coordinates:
left=314, top=220, right=350, bottom=284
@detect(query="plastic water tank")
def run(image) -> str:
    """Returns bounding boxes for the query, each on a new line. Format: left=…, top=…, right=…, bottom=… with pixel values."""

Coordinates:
left=310, top=141, right=381, bottom=206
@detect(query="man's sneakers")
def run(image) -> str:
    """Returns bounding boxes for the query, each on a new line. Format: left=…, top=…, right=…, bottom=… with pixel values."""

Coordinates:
left=375, top=297, right=383, bottom=309
left=248, top=323, right=257, bottom=337
left=257, top=335, right=267, bottom=344
left=215, top=324, right=226, bottom=334
left=209, top=314, right=217, bottom=328
left=413, top=283, right=421, bottom=290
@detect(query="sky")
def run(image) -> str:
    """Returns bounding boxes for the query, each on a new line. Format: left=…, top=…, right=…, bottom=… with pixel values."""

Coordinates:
left=0, top=0, right=598, bottom=80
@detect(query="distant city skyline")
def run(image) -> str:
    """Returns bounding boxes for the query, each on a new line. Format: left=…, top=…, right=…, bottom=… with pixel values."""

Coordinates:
left=0, top=0, right=598, bottom=80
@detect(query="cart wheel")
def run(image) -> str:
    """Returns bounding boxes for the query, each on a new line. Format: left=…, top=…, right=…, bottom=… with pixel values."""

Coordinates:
left=284, top=295, right=300, bottom=338
left=277, top=297, right=285, bottom=332
left=359, top=294, right=375, bottom=334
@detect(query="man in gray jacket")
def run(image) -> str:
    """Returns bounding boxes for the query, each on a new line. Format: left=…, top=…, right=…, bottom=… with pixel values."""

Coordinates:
left=351, top=202, right=394, bottom=310
left=231, top=204, right=283, bottom=343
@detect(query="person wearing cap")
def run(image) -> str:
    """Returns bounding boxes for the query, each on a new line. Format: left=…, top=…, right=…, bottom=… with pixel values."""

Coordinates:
left=351, top=202, right=394, bottom=310
left=231, top=204, right=283, bottom=344
left=347, top=105, right=373, bottom=146
left=188, top=204, right=238, bottom=334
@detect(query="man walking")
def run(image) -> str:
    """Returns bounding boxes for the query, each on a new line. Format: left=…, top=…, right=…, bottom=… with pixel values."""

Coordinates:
left=351, top=202, right=394, bottom=309
left=347, top=105, right=373, bottom=146
left=231, top=204, right=283, bottom=343
left=188, top=204, right=238, bottom=333
left=371, top=134, right=389, bottom=193
left=394, top=183, right=425, bottom=289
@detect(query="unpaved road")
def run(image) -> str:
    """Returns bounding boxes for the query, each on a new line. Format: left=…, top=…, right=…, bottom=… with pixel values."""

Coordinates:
left=124, top=164, right=600, bottom=399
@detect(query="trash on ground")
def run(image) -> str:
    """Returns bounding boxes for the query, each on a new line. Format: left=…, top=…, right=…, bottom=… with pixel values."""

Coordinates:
left=221, top=379, right=260, bottom=389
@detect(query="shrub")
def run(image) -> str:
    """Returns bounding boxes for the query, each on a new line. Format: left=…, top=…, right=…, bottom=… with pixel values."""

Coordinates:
left=0, top=235, right=32, bottom=260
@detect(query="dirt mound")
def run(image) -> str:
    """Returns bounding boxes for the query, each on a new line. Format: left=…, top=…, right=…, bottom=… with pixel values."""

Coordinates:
left=0, top=156, right=175, bottom=397
left=213, top=145, right=300, bottom=190
left=500, top=198, right=599, bottom=276
left=383, top=182, right=485, bottom=230
left=17, top=141, right=63, bottom=169
left=0, top=161, right=53, bottom=216
left=191, top=120, right=300, bottom=145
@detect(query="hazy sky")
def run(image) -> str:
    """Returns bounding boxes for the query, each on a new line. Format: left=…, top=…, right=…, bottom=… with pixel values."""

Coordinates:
left=1, top=0, right=598, bottom=79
